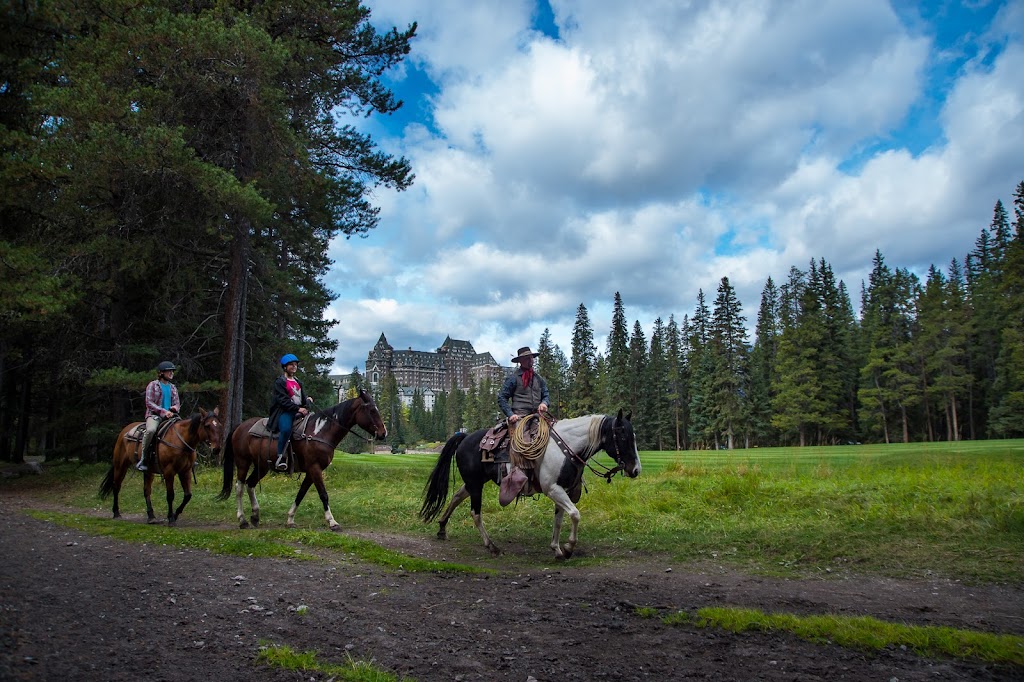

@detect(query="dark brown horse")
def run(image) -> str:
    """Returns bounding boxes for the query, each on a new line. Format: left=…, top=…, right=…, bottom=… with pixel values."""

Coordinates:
left=218, top=390, right=387, bottom=531
left=100, top=408, right=223, bottom=525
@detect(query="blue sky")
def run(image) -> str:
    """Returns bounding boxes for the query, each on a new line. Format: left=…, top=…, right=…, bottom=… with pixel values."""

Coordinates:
left=323, top=0, right=1024, bottom=374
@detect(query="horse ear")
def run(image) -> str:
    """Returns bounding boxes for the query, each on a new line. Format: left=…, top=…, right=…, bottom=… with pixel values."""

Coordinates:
left=199, top=407, right=207, bottom=417
left=213, top=406, right=219, bottom=417
left=616, top=408, right=624, bottom=421
left=625, top=411, right=632, bottom=422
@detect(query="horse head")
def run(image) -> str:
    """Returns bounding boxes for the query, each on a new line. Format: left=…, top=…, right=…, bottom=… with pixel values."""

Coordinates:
left=355, top=389, right=388, bottom=439
left=197, top=406, right=223, bottom=454
left=606, top=409, right=641, bottom=478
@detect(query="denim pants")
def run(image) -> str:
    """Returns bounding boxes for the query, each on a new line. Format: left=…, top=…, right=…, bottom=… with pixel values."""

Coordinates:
left=277, top=412, right=293, bottom=455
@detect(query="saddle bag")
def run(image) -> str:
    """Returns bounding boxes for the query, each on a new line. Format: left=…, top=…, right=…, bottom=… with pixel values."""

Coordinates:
left=480, top=422, right=509, bottom=463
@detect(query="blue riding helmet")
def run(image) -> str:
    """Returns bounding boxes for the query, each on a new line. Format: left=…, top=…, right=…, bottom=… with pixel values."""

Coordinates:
left=157, top=361, right=176, bottom=373
left=280, top=353, right=300, bottom=367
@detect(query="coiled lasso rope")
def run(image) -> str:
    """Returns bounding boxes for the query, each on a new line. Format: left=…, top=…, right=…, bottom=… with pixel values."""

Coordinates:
left=510, top=413, right=550, bottom=461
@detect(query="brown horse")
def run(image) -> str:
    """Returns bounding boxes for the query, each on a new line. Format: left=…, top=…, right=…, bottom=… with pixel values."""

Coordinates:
left=100, top=408, right=223, bottom=525
left=218, top=390, right=387, bottom=531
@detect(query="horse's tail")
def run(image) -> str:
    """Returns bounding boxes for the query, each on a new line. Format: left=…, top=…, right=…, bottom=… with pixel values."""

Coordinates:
left=419, top=432, right=466, bottom=522
left=217, top=428, right=235, bottom=501
left=98, top=465, right=115, bottom=500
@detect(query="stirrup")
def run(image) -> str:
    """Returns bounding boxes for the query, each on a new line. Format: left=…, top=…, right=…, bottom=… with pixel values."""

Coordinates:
left=275, top=455, right=287, bottom=471
left=136, top=459, right=147, bottom=471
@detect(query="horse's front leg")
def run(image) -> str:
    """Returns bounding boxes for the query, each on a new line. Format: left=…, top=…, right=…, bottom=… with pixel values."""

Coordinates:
left=302, top=466, right=342, bottom=532
left=286, top=472, right=317, bottom=529
left=546, top=485, right=580, bottom=560
left=169, top=470, right=192, bottom=524
left=143, top=473, right=158, bottom=524
left=164, top=473, right=177, bottom=524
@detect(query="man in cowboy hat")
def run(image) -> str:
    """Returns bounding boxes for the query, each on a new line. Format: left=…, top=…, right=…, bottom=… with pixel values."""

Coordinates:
left=497, top=346, right=550, bottom=423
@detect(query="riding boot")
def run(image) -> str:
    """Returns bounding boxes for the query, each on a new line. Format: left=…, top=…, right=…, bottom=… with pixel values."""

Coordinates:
left=136, top=434, right=151, bottom=471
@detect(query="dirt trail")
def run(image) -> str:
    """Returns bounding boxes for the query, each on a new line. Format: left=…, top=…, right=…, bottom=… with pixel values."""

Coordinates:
left=0, top=493, right=1020, bottom=681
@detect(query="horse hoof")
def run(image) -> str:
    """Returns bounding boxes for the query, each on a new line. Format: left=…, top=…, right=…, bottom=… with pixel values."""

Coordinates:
left=286, top=522, right=297, bottom=529
left=436, top=531, right=447, bottom=540
left=112, top=513, right=121, bottom=519
left=488, top=545, right=502, bottom=557
left=329, top=525, right=343, bottom=533
left=250, top=518, right=259, bottom=528
left=147, top=518, right=161, bottom=525
left=239, top=520, right=250, bottom=529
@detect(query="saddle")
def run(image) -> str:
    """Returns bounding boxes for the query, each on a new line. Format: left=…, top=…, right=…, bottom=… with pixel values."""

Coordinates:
left=128, top=416, right=181, bottom=465
left=247, top=413, right=314, bottom=439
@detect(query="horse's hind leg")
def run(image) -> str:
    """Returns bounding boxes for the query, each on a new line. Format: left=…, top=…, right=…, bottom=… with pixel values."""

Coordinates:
left=286, top=471, right=325, bottom=530
left=236, top=479, right=260, bottom=529
left=435, top=485, right=470, bottom=540
left=467, top=485, right=500, bottom=557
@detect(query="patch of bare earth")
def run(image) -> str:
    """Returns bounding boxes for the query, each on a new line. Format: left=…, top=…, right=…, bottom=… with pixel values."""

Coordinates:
left=1, top=492, right=1021, bottom=681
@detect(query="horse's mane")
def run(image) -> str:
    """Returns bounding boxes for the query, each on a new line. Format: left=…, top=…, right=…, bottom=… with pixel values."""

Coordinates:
left=581, top=415, right=607, bottom=459
left=187, top=412, right=202, bottom=440
left=320, top=395, right=357, bottom=423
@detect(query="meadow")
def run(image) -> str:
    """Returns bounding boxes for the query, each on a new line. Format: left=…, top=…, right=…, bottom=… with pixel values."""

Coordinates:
left=12, top=438, right=1024, bottom=584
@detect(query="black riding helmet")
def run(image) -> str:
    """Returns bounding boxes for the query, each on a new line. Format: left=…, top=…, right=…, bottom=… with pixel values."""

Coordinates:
left=157, top=361, right=176, bottom=373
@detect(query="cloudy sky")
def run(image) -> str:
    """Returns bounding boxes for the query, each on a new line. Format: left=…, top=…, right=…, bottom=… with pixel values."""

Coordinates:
left=323, top=0, right=1024, bottom=375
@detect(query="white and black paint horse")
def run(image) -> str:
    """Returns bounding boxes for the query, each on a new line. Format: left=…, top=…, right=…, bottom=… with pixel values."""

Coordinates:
left=420, top=410, right=641, bottom=559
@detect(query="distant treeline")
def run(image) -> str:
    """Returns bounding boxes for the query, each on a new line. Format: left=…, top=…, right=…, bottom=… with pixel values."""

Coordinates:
left=384, top=181, right=1023, bottom=450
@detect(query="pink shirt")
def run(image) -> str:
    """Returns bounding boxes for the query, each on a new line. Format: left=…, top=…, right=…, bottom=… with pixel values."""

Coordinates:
left=286, top=377, right=302, bottom=406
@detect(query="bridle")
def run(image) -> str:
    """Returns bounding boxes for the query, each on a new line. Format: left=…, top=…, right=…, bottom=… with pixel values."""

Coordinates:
left=158, top=413, right=221, bottom=453
left=548, top=415, right=633, bottom=484
left=294, top=396, right=383, bottom=447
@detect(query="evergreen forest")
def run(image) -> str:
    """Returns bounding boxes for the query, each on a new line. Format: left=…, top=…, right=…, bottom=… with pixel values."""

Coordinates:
left=1, top=1, right=416, bottom=461
left=391, top=182, right=1024, bottom=450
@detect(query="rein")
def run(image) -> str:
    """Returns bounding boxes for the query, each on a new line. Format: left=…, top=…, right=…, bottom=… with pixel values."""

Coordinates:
left=156, top=416, right=217, bottom=453
left=547, top=416, right=625, bottom=483
left=293, top=404, right=377, bottom=447
left=156, top=418, right=195, bottom=453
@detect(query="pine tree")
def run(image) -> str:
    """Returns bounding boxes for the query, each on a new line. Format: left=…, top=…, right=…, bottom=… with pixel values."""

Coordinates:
left=538, top=327, right=568, bottom=418
left=772, top=266, right=827, bottom=446
left=749, top=277, right=780, bottom=445
left=643, top=318, right=671, bottom=449
left=568, top=303, right=597, bottom=417
left=709, top=277, right=749, bottom=449
left=858, top=253, right=921, bottom=443
left=665, top=315, right=684, bottom=449
left=988, top=181, right=1024, bottom=436
left=628, top=321, right=649, bottom=446
left=605, top=292, right=631, bottom=413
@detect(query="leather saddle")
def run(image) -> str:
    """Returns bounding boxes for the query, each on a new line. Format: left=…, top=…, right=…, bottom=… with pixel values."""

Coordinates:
left=247, top=414, right=313, bottom=439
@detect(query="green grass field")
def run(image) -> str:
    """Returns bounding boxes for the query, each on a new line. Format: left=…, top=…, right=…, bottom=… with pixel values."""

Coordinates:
left=6, top=438, right=1023, bottom=583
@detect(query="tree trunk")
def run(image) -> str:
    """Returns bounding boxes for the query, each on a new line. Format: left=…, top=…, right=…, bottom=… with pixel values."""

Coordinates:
left=946, top=393, right=954, bottom=440
left=220, top=223, right=250, bottom=443
left=13, top=363, right=30, bottom=463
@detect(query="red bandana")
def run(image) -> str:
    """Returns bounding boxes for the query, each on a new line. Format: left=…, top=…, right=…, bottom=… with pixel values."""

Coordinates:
left=521, top=369, right=533, bottom=387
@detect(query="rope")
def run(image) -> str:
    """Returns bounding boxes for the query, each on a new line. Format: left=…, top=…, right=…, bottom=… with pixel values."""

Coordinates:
left=510, top=413, right=549, bottom=461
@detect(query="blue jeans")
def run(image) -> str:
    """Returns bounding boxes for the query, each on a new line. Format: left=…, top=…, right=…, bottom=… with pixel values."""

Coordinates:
left=277, top=412, right=293, bottom=455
